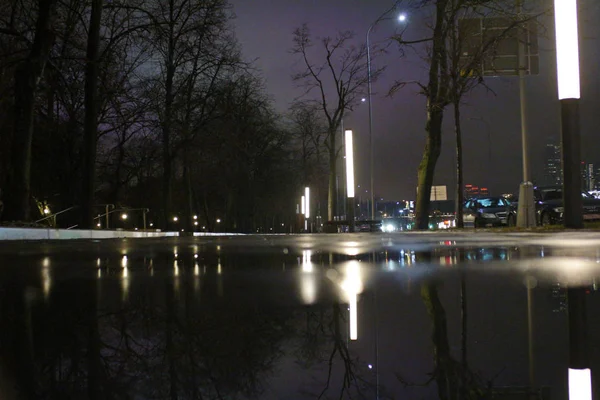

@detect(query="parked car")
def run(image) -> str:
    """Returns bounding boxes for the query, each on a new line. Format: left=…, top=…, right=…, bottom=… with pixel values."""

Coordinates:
left=463, top=197, right=513, bottom=227
left=534, top=186, right=600, bottom=225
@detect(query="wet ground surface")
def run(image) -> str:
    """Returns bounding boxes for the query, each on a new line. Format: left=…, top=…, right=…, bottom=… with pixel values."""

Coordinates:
left=1, top=231, right=600, bottom=399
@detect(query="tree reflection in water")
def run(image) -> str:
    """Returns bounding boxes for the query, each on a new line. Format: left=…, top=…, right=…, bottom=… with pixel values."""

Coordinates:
left=0, top=263, right=294, bottom=399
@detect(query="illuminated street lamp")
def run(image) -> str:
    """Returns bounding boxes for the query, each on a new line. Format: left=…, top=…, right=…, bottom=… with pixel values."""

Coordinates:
left=555, top=0, right=583, bottom=229
left=554, top=3, right=591, bottom=399
left=345, top=129, right=356, bottom=232
left=366, top=10, right=408, bottom=220
left=121, top=213, right=128, bottom=220
left=173, top=216, right=179, bottom=222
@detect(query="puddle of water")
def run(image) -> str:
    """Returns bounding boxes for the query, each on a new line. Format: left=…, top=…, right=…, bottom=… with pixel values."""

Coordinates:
left=0, top=239, right=597, bottom=399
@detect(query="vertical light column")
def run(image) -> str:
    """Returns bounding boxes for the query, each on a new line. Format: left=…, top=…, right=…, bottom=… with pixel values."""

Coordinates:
left=345, top=130, right=356, bottom=232
left=555, top=0, right=580, bottom=101
left=555, top=0, right=583, bottom=229
left=345, top=130, right=355, bottom=198
left=305, top=187, right=310, bottom=233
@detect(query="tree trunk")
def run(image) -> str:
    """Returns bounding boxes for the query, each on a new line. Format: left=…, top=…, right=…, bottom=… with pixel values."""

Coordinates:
left=454, top=100, right=464, bottom=228
left=460, top=271, right=468, bottom=398
left=414, top=0, right=448, bottom=231
left=4, top=0, right=58, bottom=222
left=161, top=1, right=176, bottom=230
left=165, top=281, right=178, bottom=400
left=87, top=279, right=102, bottom=399
left=327, top=129, right=337, bottom=222
left=80, top=0, right=103, bottom=229
left=182, top=147, right=194, bottom=232
left=421, top=282, right=459, bottom=400
left=415, top=107, right=443, bottom=230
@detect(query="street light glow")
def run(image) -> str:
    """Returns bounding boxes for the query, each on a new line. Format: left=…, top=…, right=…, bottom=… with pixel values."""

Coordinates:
left=554, top=0, right=580, bottom=100
left=568, top=368, right=592, bottom=400
left=121, top=213, right=128, bottom=220
left=301, top=195, right=306, bottom=215
left=345, top=130, right=355, bottom=198
left=173, top=216, right=178, bottom=222
left=216, top=218, right=221, bottom=223
left=305, top=187, right=310, bottom=218
left=398, top=13, right=407, bottom=22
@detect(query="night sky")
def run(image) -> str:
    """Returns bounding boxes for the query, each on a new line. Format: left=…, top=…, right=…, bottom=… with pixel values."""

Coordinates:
left=230, top=0, right=600, bottom=202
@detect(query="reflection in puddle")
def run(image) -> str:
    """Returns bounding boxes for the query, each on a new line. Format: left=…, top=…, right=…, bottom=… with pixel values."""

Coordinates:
left=41, top=257, right=51, bottom=299
left=341, top=261, right=362, bottom=341
left=5, top=239, right=600, bottom=399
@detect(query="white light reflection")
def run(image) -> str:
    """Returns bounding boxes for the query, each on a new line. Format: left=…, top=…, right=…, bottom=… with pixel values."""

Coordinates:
left=41, top=257, right=51, bottom=299
left=302, top=250, right=313, bottom=272
left=342, top=241, right=361, bottom=256
left=174, top=260, right=179, bottom=276
left=96, top=258, right=101, bottom=268
left=341, top=261, right=363, bottom=341
left=300, top=250, right=317, bottom=305
left=217, top=258, right=222, bottom=275
left=194, top=263, right=200, bottom=276
left=121, top=261, right=129, bottom=302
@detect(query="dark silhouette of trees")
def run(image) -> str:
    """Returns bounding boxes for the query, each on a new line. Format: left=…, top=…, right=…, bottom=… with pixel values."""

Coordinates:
left=2, top=0, right=59, bottom=222
left=291, top=24, right=381, bottom=223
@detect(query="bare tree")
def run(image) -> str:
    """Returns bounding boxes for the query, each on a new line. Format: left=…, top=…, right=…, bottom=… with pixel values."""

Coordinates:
left=143, top=0, right=237, bottom=229
left=3, top=0, right=58, bottom=222
left=289, top=100, right=328, bottom=218
left=391, top=0, right=544, bottom=229
left=291, top=24, right=380, bottom=223
left=80, top=0, right=104, bottom=229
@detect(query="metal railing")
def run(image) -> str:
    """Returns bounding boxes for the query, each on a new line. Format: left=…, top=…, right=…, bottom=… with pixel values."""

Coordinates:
left=35, top=206, right=79, bottom=228
left=94, top=207, right=150, bottom=230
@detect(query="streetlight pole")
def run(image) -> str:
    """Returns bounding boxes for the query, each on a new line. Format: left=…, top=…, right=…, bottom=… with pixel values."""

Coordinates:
left=367, top=25, right=375, bottom=221
left=555, top=0, right=583, bottom=229
left=366, top=12, right=407, bottom=222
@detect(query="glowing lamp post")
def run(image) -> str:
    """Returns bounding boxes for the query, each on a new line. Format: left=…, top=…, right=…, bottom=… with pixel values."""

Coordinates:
left=555, top=5, right=590, bottom=397
left=345, top=129, right=356, bottom=232
left=305, top=187, right=311, bottom=232
left=555, top=0, right=583, bottom=229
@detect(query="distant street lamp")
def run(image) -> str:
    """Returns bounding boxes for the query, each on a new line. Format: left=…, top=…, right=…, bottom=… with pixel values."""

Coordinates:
left=121, top=213, right=128, bottom=220
left=367, top=10, right=407, bottom=221
left=173, top=216, right=179, bottom=222
left=216, top=218, right=221, bottom=223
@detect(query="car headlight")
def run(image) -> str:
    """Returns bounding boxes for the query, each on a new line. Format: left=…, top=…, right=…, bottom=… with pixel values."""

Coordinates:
left=553, top=207, right=564, bottom=213
left=481, top=213, right=496, bottom=218
left=383, top=224, right=395, bottom=233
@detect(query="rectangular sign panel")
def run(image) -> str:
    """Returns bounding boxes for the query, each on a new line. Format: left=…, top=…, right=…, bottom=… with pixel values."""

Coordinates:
left=459, top=16, right=539, bottom=77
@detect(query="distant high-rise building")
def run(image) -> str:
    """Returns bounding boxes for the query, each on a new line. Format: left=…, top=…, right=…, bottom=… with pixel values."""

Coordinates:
left=544, top=143, right=562, bottom=186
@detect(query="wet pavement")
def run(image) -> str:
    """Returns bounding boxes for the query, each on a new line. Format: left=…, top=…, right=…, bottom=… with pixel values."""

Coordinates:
left=0, top=231, right=599, bottom=399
